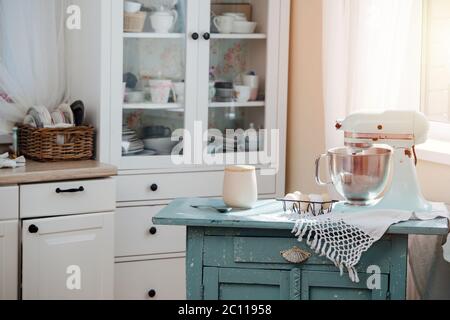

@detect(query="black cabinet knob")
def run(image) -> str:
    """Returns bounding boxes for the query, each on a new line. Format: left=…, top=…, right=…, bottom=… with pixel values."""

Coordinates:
left=150, top=184, right=158, bottom=192
left=148, top=289, right=156, bottom=298
left=149, top=227, right=157, bottom=235
left=191, top=32, right=199, bottom=40
left=28, top=224, right=39, bottom=234
left=203, top=32, right=211, bottom=40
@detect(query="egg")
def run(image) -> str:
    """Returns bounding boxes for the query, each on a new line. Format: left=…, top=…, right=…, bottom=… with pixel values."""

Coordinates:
left=309, top=194, right=323, bottom=213
left=298, top=194, right=310, bottom=212
left=284, top=193, right=298, bottom=211
left=321, top=193, right=332, bottom=210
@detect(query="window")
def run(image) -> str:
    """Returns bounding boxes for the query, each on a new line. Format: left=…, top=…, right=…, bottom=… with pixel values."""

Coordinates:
left=421, top=0, right=450, bottom=142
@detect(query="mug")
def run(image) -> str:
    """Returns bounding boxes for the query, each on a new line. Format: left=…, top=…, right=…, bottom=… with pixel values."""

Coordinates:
left=173, top=82, right=185, bottom=103
left=223, top=165, right=258, bottom=209
left=150, top=10, right=178, bottom=33
left=213, top=15, right=234, bottom=34
left=234, top=85, right=252, bottom=103
left=149, top=79, right=175, bottom=104
left=242, top=75, right=259, bottom=101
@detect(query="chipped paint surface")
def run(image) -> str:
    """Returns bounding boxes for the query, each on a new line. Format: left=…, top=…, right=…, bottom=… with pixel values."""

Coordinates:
left=155, top=200, right=448, bottom=300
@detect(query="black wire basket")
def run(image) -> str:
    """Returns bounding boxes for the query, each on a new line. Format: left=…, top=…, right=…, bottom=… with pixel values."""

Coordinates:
left=277, top=198, right=339, bottom=216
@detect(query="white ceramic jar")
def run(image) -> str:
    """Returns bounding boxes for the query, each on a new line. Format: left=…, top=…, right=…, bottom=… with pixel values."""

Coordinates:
left=223, top=165, right=258, bottom=209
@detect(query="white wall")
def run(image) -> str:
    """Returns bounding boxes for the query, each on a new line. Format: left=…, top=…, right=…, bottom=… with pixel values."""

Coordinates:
left=65, top=0, right=111, bottom=162
left=286, top=0, right=326, bottom=195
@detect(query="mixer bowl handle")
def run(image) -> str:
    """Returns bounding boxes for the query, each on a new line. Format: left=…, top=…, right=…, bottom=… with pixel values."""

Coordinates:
left=315, top=154, right=332, bottom=186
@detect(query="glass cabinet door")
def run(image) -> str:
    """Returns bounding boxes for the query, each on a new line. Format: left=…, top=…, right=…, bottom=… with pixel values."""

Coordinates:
left=198, top=0, right=279, bottom=158
left=113, top=0, right=197, bottom=168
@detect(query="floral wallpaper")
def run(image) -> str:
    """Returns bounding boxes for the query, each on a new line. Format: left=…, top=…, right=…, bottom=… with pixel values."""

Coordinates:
left=210, top=40, right=248, bottom=81
left=124, top=39, right=249, bottom=84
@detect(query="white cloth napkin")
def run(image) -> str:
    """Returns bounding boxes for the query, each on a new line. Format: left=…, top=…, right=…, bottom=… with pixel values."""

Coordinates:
left=292, top=203, right=450, bottom=282
left=0, top=152, right=26, bottom=168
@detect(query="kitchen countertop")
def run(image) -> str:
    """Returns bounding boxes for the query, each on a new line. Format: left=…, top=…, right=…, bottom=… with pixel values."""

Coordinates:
left=0, top=160, right=117, bottom=185
left=154, top=198, right=449, bottom=235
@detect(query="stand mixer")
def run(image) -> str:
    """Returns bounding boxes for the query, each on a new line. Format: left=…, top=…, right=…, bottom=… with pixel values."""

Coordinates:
left=316, top=110, right=432, bottom=213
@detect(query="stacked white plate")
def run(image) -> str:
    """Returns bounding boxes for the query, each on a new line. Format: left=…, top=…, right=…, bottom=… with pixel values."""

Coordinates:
left=122, top=128, right=145, bottom=156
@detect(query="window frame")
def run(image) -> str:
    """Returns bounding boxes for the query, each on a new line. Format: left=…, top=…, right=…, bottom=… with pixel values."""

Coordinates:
left=420, top=0, right=450, bottom=143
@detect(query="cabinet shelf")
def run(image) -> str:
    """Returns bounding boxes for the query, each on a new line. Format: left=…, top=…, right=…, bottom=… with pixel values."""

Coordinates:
left=123, top=103, right=184, bottom=111
left=210, top=33, right=267, bottom=40
left=123, top=33, right=185, bottom=39
left=209, top=101, right=265, bottom=108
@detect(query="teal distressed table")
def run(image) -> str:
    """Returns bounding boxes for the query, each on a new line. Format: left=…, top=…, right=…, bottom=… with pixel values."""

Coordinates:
left=153, top=198, right=449, bottom=300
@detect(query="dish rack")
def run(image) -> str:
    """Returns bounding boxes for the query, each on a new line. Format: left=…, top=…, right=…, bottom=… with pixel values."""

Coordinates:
left=277, top=198, right=339, bottom=216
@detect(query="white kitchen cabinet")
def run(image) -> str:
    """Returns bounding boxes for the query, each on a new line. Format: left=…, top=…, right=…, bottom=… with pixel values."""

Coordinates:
left=20, top=178, right=116, bottom=219
left=0, top=220, right=18, bottom=300
left=0, top=186, right=19, bottom=300
left=109, top=0, right=290, bottom=184
left=116, top=170, right=276, bottom=202
left=22, top=212, right=114, bottom=300
left=104, top=0, right=290, bottom=300
left=115, top=206, right=185, bottom=257
left=115, top=257, right=186, bottom=300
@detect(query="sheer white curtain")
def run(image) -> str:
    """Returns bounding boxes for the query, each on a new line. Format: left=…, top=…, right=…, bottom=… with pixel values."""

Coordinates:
left=0, top=0, right=66, bottom=134
left=323, top=0, right=423, bottom=148
left=323, top=0, right=450, bottom=300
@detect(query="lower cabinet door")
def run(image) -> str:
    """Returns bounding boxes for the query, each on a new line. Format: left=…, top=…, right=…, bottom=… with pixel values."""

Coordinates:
left=0, top=220, right=18, bottom=300
left=22, top=212, right=114, bottom=300
left=301, top=271, right=389, bottom=300
left=114, top=258, right=186, bottom=300
left=203, top=268, right=301, bottom=300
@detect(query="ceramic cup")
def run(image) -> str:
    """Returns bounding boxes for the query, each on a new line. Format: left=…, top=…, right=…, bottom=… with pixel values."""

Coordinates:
left=234, top=85, right=252, bottom=103
left=150, top=10, right=178, bottom=33
left=149, top=79, right=174, bottom=104
left=223, top=165, right=258, bottom=209
left=213, top=15, right=235, bottom=34
left=173, top=82, right=185, bottom=103
left=242, top=75, right=259, bottom=101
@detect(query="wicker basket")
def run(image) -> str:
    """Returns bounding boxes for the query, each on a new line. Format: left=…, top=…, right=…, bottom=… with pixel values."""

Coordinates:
left=124, top=12, right=147, bottom=32
left=18, top=125, right=95, bottom=162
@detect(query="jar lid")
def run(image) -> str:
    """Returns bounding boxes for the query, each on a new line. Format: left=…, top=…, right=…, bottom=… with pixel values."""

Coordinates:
left=225, top=165, right=255, bottom=172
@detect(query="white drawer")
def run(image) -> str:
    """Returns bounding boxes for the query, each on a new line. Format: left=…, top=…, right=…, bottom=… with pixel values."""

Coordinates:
left=0, top=186, right=18, bottom=220
left=114, top=258, right=186, bottom=300
left=20, top=178, right=116, bottom=218
left=117, top=170, right=276, bottom=202
left=115, top=206, right=185, bottom=257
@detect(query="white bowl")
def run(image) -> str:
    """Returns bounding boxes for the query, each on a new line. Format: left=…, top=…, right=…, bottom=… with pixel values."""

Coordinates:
left=143, top=137, right=178, bottom=155
left=124, top=1, right=142, bottom=13
left=232, top=21, right=257, bottom=34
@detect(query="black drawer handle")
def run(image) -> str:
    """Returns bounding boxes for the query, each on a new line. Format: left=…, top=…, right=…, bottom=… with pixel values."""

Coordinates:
left=148, top=289, right=156, bottom=298
left=150, top=184, right=158, bottom=192
left=203, top=32, right=210, bottom=40
left=56, top=186, right=85, bottom=194
left=149, top=227, right=157, bottom=235
left=28, top=224, right=39, bottom=234
left=191, top=32, right=199, bottom=40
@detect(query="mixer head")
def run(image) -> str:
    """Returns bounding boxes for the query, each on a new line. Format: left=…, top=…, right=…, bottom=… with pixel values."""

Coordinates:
left=335, top=110, right=430, bottom=149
